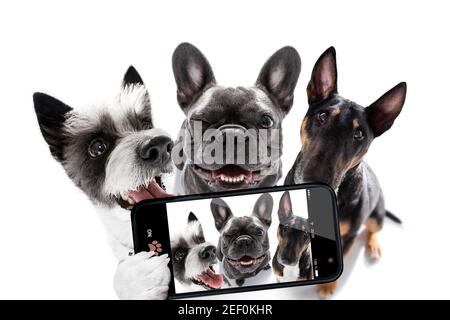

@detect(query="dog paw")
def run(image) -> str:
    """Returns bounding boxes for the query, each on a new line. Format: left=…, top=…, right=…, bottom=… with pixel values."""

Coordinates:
left=114, top=251, right=171, bottom=300
left=149, top=240, right=163, bottom=256
left=367, top=234, right=382, bottom=261
left=318, top=281, right=337, bottom=299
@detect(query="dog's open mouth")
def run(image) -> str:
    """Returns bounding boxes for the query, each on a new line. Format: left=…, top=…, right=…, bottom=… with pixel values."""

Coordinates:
left=194, top=164, right=262, bottom=187
left=227, top=254, right=267, bottom=268
left=116, top=176, right=174, bottom=209
left=191, top=266, right=224, bottom=290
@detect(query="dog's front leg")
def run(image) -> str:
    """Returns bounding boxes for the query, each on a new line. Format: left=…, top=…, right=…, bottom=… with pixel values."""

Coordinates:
left=114, top=251, right=171, bottom=300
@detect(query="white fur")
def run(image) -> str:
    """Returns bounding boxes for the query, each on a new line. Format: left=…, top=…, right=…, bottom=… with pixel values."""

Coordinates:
left=103, top=128, right=172, bottom=197
left=184, top=243, right=214, bottom=279
left=114, top=251, right=171, bottom=300
left=278, top=264, right=300, bottom=282
left=66, top=84, right=151, bottom=134
left=66, top=84, right=172, bottom=299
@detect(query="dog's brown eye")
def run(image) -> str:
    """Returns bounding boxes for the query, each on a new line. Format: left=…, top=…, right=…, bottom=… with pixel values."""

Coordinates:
left=354, top=129, right=364, bottom=140
left=260, top=115, right=274, bottom=128
left=88, top=138, right=107, bottom=158
left=255, top=228, right=264, bottom=236
left=317, top=112, right=328, bottom=124
left=280, top=225, right=289, bottom=234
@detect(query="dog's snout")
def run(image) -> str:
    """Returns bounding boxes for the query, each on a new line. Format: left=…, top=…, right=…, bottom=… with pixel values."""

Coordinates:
left=199, top=245, right=216, bottom=260
left=139, top=136, right=173, bottom=165
left=235, top=235, right=252, bottom=249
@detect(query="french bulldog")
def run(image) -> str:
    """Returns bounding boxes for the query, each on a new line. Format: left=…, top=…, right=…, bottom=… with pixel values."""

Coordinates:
left=171, top=42, right=301, bottom=194
left=210, top=193, right=273, bottom=286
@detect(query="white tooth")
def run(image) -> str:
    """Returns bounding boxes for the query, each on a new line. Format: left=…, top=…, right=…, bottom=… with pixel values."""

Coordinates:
left=127, top=198, right=135, bottom=205
left=233, top=178, right=237, bottom=183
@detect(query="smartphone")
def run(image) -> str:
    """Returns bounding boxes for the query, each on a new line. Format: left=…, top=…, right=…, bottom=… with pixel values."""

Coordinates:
left=131, top=183, right=342, bottom=299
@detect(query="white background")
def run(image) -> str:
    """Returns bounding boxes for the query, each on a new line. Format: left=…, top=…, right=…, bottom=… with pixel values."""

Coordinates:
left=0, top=0, right=449, bottom=299
left=167, top=190, right=308, bottom=293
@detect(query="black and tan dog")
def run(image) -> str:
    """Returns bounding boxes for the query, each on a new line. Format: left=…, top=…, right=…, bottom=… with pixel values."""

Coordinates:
left=285, top=47, right=407, bottom=297
left=272, top=191, right=313, bottom=282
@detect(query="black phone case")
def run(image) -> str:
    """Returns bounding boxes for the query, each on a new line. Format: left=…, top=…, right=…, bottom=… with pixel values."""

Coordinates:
left=131, top=182, right=343, bottom=299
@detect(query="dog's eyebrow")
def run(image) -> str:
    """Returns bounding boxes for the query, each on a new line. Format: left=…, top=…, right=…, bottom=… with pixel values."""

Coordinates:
left=279, top=216, right=310, bottom=232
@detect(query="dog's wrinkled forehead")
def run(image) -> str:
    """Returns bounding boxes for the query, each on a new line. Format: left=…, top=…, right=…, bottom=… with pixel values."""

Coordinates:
left=189, top=86, right=275, bottom=118
left=280, top=215, right=310, bottom=233
left=309, top=96, right=367, bottom=131
left=65, top=84, right=152, bottom=135
left=223, top=215, right=265, bottom=234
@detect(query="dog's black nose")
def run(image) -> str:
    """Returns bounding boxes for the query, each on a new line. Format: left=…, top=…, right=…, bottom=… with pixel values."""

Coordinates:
left=139, top=136, right=173, bottom=165
left=199, top=245, right=216, bottom=260
left=235, top=235, right=252, bottom=249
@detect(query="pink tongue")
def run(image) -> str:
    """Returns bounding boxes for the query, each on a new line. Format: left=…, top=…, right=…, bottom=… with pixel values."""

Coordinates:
left=147, top=180, right=174, bottom=198
left=128, top=188, right=152, bottom=203
left=198, top=268, right=224, bottom=289
left=127, top=181, right=174, bottom=203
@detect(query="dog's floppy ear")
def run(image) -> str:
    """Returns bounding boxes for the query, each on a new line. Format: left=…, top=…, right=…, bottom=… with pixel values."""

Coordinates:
left=122, top=66, right=153, bottom=126
left=253, top=193, right=273, bottom=227
left=307, top=47, right=338, bottom=104
left=366, top=82, right=407, bottom=137
left=210, top=198, right=233, bottom=231
left=172, top=42, right=216, bottom=113
left=33, top=92, right=73, bottom=161
left=256, top=46, right=301, bottom=115
left=278, top=191, right=293, bottom=222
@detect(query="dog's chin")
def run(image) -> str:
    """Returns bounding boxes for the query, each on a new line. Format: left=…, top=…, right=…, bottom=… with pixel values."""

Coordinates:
left=193, top=164, right=264, bottom=189
left=114, top=176, right=174, bottom=210
left=226, top=254, right=267, bottom=272
left=189, top=265, right=224, bottom=290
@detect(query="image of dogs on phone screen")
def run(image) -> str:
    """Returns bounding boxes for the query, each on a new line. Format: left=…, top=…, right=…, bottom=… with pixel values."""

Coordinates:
left=166, top=190, right=311, bottom=293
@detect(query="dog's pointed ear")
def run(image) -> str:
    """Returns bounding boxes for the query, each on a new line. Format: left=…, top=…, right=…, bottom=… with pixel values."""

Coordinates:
left=122, top=66, right=153, bottom=126
left=278, top=191, right=293, bottom=222
left=256, top=46, right=301, bottom=115
left=307, top=47, right=338, bottom=104
left=210, top=198, right=233, bottom=231
left=367, top=82, right=407, bottom=137
left=188, top=212, right=198, bottom=223
left=253, top=193, right=273, bottom=227
left=123, top=65, right=144, bottom=87
left=172, top=42, right=216, bottom=113
left=33, top=92, right=73, bottom=161
left=187, top=212, right=205, bottom=239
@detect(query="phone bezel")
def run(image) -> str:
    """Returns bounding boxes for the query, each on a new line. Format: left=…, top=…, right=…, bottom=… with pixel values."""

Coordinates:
left=131, top=182, right=343, bottom=299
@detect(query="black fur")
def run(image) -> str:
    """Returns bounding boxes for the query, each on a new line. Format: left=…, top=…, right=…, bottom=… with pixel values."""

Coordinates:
left=285, top=47, right=407, bottom=258
left=172, top=43, right=302, bottom=194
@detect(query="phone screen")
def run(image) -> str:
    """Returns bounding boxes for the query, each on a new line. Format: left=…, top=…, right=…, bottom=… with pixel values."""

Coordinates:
left=132, top=184, right=342, bottom=298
